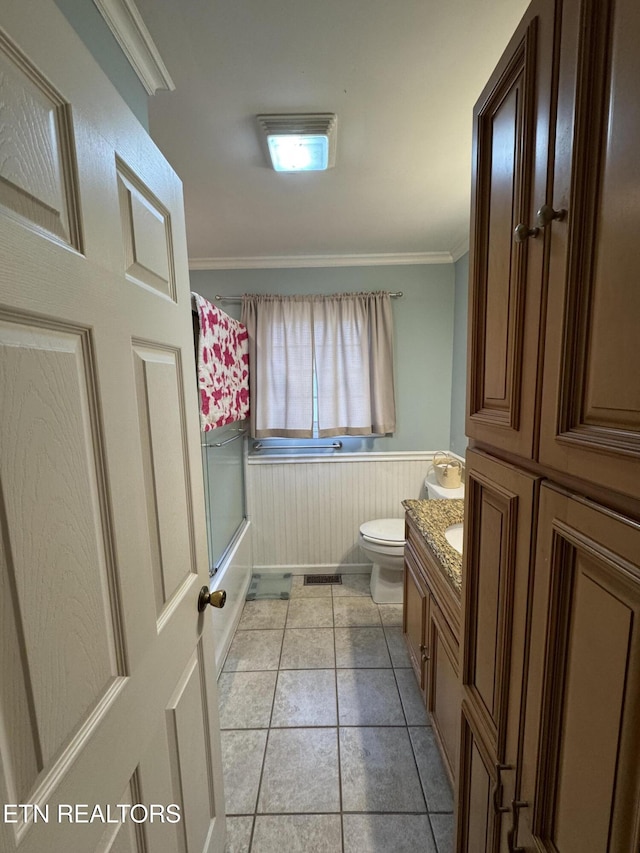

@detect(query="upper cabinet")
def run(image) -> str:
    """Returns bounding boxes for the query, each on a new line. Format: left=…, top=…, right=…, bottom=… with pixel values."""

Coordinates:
left=467, top=0, right=640, bottom=503
left=539, top=0, right=640, bottom=500
left=466, top=0, right=558, bottom=459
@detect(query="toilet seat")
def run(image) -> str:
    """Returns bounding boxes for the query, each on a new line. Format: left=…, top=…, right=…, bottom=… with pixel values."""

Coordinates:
left=359, top=518, right=405, bottom=548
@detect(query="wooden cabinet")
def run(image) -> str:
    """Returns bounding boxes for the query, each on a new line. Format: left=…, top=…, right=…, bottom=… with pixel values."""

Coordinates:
left=467, top=0, right=640, bottom=504
left=459, top=0, right=640, bottom=849
left=518, top=486, right=640, bottom=852
left=538, top=0, right=640, bottom=502
left=428, top=602, right=461, bottom=781
left=457, top=449, right=538, bottom=852
left=466, top=0, right=557, bottom=460
left=403, top=546, right=429, bottom=697
left=403, top=513, right=461, bottom=785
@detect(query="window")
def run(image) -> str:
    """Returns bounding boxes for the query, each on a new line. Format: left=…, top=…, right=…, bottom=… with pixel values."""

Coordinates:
left=241, top=291, right=396, bottom=439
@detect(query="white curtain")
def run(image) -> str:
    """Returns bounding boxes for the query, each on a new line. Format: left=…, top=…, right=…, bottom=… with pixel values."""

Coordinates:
left=241, top=291, right=396, bottom=439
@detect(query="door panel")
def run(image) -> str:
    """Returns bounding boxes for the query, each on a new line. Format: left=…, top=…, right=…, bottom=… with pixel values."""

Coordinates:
left=133, top=344, right=196, bottom=619
left=167, top=644, right=221, bottom=853
left=467, top=0, right=557, bottom=458
left=519, top=485, right=640, bottom=853
left=457, top=706, right=501, bottom=853
left=457, top=449, right=538, bottom=852
left=539, top=0, right=640, bottom=498
left=461, top=450, right=537, bottom=757
left=0, top=318, right=126, bottom=796
left=0, top=4, right=224, bottom=851
left=0, top=31, right=81, bottom=249
left=116, top=160, right=176, bottom=300
left=428, top=604, right=460, bottom=784
left=403, top=546, right=429, bottom=694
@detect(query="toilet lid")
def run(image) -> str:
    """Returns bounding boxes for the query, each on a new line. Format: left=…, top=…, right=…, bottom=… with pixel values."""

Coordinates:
left=360, top=518, right=405, bottom=546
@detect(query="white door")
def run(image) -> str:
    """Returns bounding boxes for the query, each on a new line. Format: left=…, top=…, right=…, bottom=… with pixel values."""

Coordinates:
left=0, top=3, right=225, bottom=852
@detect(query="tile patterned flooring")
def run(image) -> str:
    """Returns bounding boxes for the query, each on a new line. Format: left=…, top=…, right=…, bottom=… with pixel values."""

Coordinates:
left=219, top=574, right=454, bottom=853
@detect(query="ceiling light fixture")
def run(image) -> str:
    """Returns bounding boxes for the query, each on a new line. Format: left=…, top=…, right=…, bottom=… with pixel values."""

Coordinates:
left=257, top=113, right=337, bottom=172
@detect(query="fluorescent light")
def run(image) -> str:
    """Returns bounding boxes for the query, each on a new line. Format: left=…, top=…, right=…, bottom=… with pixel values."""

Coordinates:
left=267, top=134, right=329, bottom=172
left=257, top=114, right=337, bottom=172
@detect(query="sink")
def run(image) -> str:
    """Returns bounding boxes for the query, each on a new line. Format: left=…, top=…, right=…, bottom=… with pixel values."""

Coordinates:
left=444, top=522, right=464, bottom=555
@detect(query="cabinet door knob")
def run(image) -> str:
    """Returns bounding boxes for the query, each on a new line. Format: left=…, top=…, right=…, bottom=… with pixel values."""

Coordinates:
left=493, top=763, right=513, bottom=815
left=507, top=800, right=528, bottom=853
left=536, top=203, right=566, bottom=228
left=513, top=223, right=540, bottom=242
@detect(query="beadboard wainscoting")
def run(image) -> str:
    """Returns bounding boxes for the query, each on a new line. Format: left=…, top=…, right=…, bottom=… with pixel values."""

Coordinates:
left=247, top=452, right=434, bottom=574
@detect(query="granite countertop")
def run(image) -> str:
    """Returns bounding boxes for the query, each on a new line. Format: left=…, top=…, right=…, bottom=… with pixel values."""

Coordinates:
left=402, top=498, right=465, bottom=594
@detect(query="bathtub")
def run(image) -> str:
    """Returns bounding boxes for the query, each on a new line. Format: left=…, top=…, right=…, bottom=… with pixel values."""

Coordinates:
left=208, top=519, right=252, bottom=677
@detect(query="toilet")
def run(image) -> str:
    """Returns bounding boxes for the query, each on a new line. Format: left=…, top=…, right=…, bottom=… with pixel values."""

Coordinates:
left=424, top=468, right=465, bottom=500
left=359, top=518, right=406, bottom=604
left=360, top=465, right=465, bottom=605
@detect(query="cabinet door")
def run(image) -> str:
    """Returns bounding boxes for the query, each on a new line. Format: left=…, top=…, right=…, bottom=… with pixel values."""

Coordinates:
left=428, top=602, right=461, bottom=786
left=517, top=485, right=640, bottom=853
left=466, top=0, right=558, bottom=458
left=458, top=706, right=503, bottom=853
left=457, top=449, right=538, bottom=852
left=539, top=0, right=640, bottom=500
left=403, top=546, right=430, bottom=695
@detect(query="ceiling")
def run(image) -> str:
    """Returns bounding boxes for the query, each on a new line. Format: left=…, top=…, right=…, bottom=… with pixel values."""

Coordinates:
left=135, top=0, right=529, bottom=266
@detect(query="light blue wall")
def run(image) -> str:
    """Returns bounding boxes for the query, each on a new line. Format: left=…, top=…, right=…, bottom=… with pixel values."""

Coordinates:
left=54, top=0, right=149, bottom=128
left=449, top=252, right=469, bottom=457
left=191, top=264, right=456, bottom=452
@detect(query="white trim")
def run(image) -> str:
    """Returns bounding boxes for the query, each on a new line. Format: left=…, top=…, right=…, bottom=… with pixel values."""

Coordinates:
left=450, top=237, right=470, bottom=262
left=248, top=450, right=436, bottom=465
left=188, top=252, right=454, bottom=270
left=93, top=0, right=175, bottom=95
left=252, top=564, right=373, bottom=576
left=211, top=520, right=252, bottom=678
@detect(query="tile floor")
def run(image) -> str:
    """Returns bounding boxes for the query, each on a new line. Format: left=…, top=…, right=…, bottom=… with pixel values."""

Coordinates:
left=219, top=574, right=454, bottom=853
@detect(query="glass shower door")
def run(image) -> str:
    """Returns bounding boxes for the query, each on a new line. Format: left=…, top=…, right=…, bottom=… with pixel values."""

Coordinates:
left=201, top=421, right=247, bottom=575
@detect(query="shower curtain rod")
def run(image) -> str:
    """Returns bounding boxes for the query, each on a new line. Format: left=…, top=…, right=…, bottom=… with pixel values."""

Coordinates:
left=214, top=291, right=403, bottom=302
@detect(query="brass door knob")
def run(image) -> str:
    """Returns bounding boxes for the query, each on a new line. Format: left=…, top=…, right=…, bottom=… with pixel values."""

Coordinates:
left=513, top=223, right=539, bottom=242
left=536, top=203, right=566, bottom=228
left=198, top=586, right=227, bottom=611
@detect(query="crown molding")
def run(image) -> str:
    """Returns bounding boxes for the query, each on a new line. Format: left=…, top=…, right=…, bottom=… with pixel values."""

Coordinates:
left=93, top=0, right=175, bottom=95
left=450, top=236, right=470, bottom=262
left=189, top=252, right=454, bottom=271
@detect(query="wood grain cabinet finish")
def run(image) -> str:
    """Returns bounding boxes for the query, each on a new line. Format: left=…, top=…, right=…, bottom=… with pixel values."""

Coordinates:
left=403, top=515, right=462, bottom=786
left=456, top=449, right=538, bottom=853
left=403, top=545, right=430, bottom=697
left=461, top=0, right=640, bottom=848
left=428, top=602, right=461, bottom=783
left=518, top=486, right=640, bottom=853
left=538, top=0, right=640, bottom=501
left=466, top=0, right=557, bottom=459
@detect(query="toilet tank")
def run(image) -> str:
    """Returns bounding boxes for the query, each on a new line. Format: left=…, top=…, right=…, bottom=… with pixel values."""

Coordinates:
left=425, top=469, right=465, bottom=500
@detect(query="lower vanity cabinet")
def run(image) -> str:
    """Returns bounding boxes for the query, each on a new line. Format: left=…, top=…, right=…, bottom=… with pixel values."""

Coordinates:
left=428, top=602, right=461, bottom=782
left=403, top=512, right=462, bottom=786
left=403, top=545, right=430, bottom=698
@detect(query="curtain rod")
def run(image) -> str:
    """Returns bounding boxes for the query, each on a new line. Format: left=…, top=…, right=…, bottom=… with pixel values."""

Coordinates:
left=214, top=291, right=403, bottom=303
